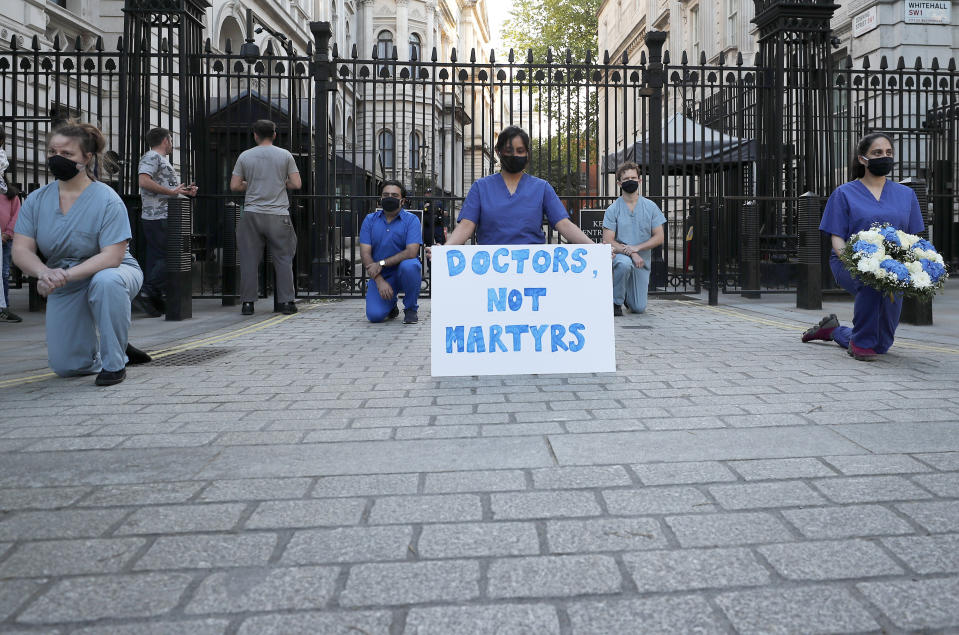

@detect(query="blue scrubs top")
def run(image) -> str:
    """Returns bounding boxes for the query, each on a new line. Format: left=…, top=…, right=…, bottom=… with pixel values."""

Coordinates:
left=457, top=173, right=570, bottom=245
left=820, top=180, right=924, bottom=240
left=15, top=181, right=139, bottom=283
left=359, top=208, right=422, bottom=264
left=602, top=195, right=667, bottom=270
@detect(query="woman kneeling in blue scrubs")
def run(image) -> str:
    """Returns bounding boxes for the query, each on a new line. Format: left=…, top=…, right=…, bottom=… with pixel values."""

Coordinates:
left=13, top=122, right=151, bottom=386
left=801, top=132, right=925, bottom=361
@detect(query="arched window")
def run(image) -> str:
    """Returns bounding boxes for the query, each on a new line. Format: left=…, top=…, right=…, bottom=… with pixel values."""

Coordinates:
left=377, top=30, right=394, bottom=75
left=409, top=131, right=421, bottom=170
left=409, top=33, right=421, bottom=61
left=378, top=129, right=394, bottom=169
left=409, top=32, right=422, bottom=77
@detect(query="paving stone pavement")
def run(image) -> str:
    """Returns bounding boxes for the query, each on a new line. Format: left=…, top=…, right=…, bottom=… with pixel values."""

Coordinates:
left=1, top=296, right=958, bottom=634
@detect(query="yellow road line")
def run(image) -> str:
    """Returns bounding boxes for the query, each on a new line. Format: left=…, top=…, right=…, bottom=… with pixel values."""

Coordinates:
left=0, top=371, right=57, bottom=389
left=0, top=302, right=318, bottom=388
left=677, top=300, right=959, bottom=355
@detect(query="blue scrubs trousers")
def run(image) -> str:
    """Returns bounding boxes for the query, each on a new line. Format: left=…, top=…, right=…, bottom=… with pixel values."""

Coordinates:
left=47, top=264, right=143, bottom=375
left=612, top=254, right=651, bottom=313
left=829, top=255, right=901, bottom=354
left=366, top=259, right=421, bottom=322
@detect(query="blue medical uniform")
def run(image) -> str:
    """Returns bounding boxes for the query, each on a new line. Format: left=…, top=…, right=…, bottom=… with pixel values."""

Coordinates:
left=15, top=181, right=143, bottom=375
left=359, top=208, right=422, bottom=322
left=603, top=195, right=667, bottom=313
left=457, top=173, right=570, bottom=245
left=819, top=179, right=924, bottom=353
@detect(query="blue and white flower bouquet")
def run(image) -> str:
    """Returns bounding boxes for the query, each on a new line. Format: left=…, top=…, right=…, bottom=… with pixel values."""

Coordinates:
left=840, top=223, right=948, bottom=301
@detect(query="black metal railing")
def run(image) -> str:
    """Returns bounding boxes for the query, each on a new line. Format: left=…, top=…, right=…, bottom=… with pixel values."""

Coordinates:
left=1, top=5, right=957, bottom=308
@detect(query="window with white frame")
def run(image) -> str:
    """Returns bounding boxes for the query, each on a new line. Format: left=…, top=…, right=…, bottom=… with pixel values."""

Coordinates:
left=409, top=131, right=421, bottom=170
left=378, top=129, right=394, bottom=168
left=376, top=30, right=393, bottom=75
left=690, top=5, right=701, bottom=61
left=726, top=0, right=737, bottom=48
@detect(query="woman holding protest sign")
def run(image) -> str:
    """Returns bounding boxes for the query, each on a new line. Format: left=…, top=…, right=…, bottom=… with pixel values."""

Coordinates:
left=444, top=127, right=594, bottom=247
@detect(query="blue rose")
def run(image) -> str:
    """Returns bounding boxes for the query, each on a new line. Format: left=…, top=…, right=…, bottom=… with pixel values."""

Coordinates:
left=921, top=258, right=946, bottom=283
left=913, top=239, right=937, bottom=253
left=879, top=226, right=901, bottom=246
left=880, top=259, right=911, bottom=283
left=852, top=240, right=879, bottom=255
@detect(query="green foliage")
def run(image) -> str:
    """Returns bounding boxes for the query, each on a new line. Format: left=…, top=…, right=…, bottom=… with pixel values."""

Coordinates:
left=501, top=0, right=600, bottom=63
left=528, top=134, right=589, bottom=198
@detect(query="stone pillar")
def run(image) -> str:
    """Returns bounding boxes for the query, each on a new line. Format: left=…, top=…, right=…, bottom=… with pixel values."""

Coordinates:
left=359, top=0, right=374, bottom=57
left=397, top=0, right=409, bottom=59
left=426, top=2, right=435, bottom=57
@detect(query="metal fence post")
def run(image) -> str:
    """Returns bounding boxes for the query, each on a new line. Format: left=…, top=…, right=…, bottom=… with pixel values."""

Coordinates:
left=310, top=21, right=334, bottom=295
left=221, top=203, right=240, bottom=306
left=644, top=32, right=667, bottom=289
left=932, top=159, right=954, bottom=266
left=741, top=200, right=760, bottom=298
left=166, top=197, right=193, bottom=320
left=707, top=202, right=719, bottom=306
left=901, top=177, right=933, bottom=325
left=797, top=191, right=822, bottom=309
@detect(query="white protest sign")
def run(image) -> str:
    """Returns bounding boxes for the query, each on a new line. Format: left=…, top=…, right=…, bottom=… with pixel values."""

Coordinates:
left=430, top=244, right=616, bottom=376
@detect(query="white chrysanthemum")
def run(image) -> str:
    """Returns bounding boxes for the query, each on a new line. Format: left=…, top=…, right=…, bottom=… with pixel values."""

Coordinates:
left=857, top=230, right=884, bottom=245
left=913, top=248, right=944, bottom=264
left=896, top=231, right=920, bottom=249
left=905, top=261, right=924, bottom=275
left=857, top=255, right=883, bottom=275
left=911, top=270, right=932, bottom=289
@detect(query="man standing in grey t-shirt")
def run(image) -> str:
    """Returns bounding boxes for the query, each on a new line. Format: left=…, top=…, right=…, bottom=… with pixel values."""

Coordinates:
left=136, top=127, right=197, bottom=317
left=230, top=119, right=301, bottom=316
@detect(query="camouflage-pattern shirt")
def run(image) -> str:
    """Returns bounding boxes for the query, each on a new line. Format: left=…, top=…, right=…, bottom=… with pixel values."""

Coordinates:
left=137, top=150, right=180, bottom=220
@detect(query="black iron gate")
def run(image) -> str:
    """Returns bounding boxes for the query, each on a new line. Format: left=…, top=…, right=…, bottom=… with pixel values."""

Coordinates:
left=1, top=0, right=957, bottom=307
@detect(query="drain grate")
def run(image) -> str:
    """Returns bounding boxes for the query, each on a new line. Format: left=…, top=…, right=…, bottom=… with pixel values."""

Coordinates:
left=149, top=347, right=234, bottom=367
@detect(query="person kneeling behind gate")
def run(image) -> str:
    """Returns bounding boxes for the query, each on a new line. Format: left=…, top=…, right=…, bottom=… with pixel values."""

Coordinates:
left=359, top=180, right=422, bottom=324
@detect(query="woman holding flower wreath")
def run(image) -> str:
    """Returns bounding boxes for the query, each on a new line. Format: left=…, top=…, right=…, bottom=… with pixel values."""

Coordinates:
left=801, top=132, right=925, bottom=361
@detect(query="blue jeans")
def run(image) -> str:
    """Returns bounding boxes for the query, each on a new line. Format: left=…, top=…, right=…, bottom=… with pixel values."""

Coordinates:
left=366, top=259, right=421, bottom=322
left=140, top=218, right=167, bottom=299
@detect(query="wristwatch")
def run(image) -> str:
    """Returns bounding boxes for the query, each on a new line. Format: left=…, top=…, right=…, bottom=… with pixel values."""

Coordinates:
left=378, top=260, right=386, bottom=267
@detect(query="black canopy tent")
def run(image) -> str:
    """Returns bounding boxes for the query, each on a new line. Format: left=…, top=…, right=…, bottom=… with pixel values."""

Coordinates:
left=603, top=114, right=758, bottom=174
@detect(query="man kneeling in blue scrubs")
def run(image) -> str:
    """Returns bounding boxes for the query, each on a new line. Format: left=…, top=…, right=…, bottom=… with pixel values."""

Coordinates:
left=359, top=180, right=422, bottom=324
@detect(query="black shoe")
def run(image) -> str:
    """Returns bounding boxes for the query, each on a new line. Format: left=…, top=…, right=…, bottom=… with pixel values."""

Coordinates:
left=0, top=308, right=22, bottom=323
left=387, top=305, right=399, bottom=320
left=125, top=343, right=152, bottom=365
left=132, top=294, right=162, bottom=318
left=403, top=309, right=418, bottom=324
left=241, top=302, right=254, bottom=316
left=613, top=303, right=623, bottom=317
left=279, top=301, right=297, bottom=315
left=95, top=368, right=126, bottom=386
left=151, top=295, right=166, bottom=315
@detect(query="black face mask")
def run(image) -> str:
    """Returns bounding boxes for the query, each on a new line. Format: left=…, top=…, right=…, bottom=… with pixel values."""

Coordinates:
left=621, top=180, right=639, bottom=194
left=380, top=197, right=401, bottom=212
left=500, top=154, right=528, bottom=174
left=48, top=155, right=82, bottom=181
left=863, top=156, right=894, bottom=177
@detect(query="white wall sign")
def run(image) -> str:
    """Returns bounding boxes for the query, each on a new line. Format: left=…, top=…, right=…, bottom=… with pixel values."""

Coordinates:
left=430, top=244, right=616, bottom=377
left=905, top=0, right=951, bottom=24
left=852, top=6, right=879, bottom=36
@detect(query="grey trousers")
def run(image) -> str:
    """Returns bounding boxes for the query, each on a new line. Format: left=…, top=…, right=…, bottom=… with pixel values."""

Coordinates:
left=237, top=211, right=297, bottom=303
